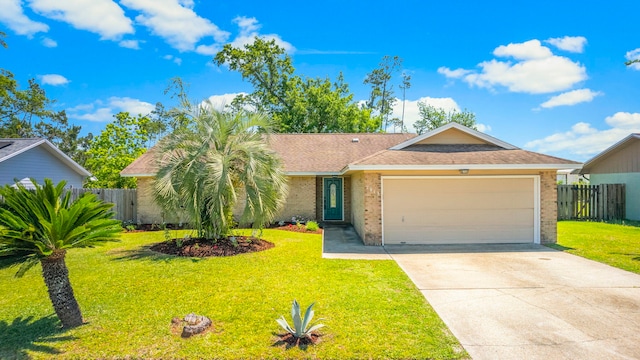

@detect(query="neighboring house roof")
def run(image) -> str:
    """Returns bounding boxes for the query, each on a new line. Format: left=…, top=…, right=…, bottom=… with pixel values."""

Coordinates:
left=580, top=133, right=640, bottom=174
left=0, top=138, right=91, bottom=177
left=121, top=123, right=581, bottom=177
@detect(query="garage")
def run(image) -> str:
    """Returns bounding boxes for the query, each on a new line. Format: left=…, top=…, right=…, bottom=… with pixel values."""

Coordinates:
left=382, top=176, right=538, bottom=245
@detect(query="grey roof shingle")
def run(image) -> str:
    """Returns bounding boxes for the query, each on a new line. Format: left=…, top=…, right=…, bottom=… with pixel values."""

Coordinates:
left=0, top=138, right=43, bottom=162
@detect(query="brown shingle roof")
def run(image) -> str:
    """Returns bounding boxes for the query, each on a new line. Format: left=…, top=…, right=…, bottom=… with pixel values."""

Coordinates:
left=120, top=145, right=162, bottom=176
left=349, top=144, right=581, bottom=168
left=121, top=133, right=417, bottom=176
left=267, top=133, right=416, bottom=173
left=121, top=127, right=581, bottom=177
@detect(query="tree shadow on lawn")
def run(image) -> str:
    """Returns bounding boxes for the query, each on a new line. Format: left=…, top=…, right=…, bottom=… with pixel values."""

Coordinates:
left=0, top=315, right=76, bottom=359
left=609, top=252, right=640, bottom=262
left=107, top=245, right=203, bottom=263
left=0, top=254, right=37, bottom=272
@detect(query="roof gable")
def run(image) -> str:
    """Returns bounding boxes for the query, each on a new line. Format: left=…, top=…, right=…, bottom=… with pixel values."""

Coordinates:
left=0, top=138, right=91, bottom=177
left=581, top=133, right=640, bottom=173
left=390, top=123, right=518, bottom=150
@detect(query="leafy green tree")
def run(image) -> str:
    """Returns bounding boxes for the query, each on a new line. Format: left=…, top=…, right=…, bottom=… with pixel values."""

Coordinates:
left=626, top=59, right=639, bottom=66
left=84, top=112, right=150, bottom=188
left=214, top=38, right=379, bottom=133
left=363, top=56, right=404, bottom=131
left=414, top=103, right=477, bottom=135
left=0, top=69, right=91, bottom=165
left=0, top=31, right=7, bottom=49
left=153, top=102, right=288, bottom=240
left=0, top=179, right=122, bottom=328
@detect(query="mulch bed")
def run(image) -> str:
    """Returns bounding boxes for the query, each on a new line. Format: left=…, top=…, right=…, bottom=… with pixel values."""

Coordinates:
left=150, top=236, right=274, bottom=257
left=274, top=333, right=322, bottom=348
left=274, top=225, right=323, bottom=234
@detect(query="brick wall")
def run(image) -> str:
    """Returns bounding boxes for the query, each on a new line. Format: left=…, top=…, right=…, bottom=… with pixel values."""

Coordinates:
left=136, top=177, right=182, bottom=224
left=343, top=176, right=351, bottom=222
left=315, top=177, right=323, bottom=220
left=277, top=176, right=316, bottom=222
left=363, top=172, right=382, bottom=245
left=539, top=170, right=558, bottom=244
left=351, top=173, right=365, bottom=240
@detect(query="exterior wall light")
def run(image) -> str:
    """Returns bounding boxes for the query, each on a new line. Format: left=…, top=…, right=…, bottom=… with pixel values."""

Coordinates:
left=459, top=169, right=469, bottom=174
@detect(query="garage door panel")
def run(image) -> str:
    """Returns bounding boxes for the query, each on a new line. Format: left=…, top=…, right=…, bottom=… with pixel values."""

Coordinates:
left=385, top=226, right=534, bottom=244
left=385, top=209, right=534, bottom=227
left=383, top=177, right=536, bottom=245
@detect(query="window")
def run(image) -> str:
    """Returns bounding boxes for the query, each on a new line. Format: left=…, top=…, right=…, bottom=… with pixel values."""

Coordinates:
left=330, top=183, right=337, bottom=208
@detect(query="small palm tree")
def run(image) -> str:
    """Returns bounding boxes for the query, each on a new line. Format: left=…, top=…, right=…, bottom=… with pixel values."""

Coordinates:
left=153, top=103, right=288, bottom=240
left=0, top=179, right=122, bottom=328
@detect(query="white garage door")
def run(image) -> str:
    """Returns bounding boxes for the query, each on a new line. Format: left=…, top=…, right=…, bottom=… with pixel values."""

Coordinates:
left=383, top=177, right=537, bottom=245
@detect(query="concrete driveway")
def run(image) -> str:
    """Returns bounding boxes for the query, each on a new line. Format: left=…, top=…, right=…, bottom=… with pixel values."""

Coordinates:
left=386, top=244, right=640, bottom=360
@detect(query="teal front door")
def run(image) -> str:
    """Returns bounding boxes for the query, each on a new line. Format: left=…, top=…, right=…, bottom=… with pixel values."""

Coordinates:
left=323, top=178, right=343, bottom=220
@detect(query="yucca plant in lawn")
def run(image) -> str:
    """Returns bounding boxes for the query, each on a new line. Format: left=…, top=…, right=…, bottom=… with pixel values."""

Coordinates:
left=0, top=179, right=122, bottom=328
left=153, top=102, right=288, bottom=241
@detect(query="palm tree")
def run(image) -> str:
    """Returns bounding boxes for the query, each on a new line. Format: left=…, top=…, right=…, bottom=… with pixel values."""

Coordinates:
left=153, top=103, right=288, bottom=240
left=0, top=179, right=122, bottom=328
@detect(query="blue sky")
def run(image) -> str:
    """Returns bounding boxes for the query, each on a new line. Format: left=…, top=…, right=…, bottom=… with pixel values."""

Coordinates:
left=1, top=0, right=639, bottom=162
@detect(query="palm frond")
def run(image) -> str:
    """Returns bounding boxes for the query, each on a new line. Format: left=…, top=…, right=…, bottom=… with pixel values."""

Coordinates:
left=0, top=179, right=122, bottom=276
left=152, top=104, right=287, bottom=240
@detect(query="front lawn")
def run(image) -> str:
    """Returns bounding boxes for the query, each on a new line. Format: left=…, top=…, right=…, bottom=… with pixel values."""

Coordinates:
left=551, top=221, right=640, bottom=274
left=0, top=230, right=465, bottom=359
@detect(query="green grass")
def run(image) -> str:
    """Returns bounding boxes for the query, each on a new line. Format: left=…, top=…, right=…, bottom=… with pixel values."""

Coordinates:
left=0, top=229, right=465, bottom=359
left=550, top=221, right=640, bottom=274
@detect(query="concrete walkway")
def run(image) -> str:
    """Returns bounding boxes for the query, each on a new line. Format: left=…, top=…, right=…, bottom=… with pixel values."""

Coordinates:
left=321, top=224, right=390, bottom=260
left=323, top=225, right=640, bottom=360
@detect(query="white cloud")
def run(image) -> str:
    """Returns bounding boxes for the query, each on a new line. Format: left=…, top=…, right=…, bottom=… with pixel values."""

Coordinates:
left=389, top=96, right=460, bottom=132
left=437, top=67, right=471, bottom=79
left=163, top=54, right=182, bottom=65
left=440, top=39, right=587, bottom=94
left=475, top=124, right=491, bottom=133
left=626, top=48, right=640, bottom=70
left=228, top=16, right=295, bottom=53
left=195, top=43, right=221, bottom=56
left=41, top=36, right=56, bottom=47
left=120, top=0, right=229, bottom=52
left=68, top=96, right=155, bottom=122
left=29, top=0, right=134, bottom=40
left=0, top=0, right=49, bottom=37
left=524, top=112, right=640, bottom=159
left=39, top=74, right=69, bottom=86
left=539, top=89, right=602, bottom=109
left=119, top=39, right=140, bottom=49
left=493, top=39, right=553, bottom=60
left=545, top=36, right=587, bottom=53
left=203, top=93, right=248, bottom=111
left=196, top=17, right=294, bottom=56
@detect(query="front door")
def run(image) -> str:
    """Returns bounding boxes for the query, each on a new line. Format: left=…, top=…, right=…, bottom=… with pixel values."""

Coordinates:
left=323, top=178, right=343, bottom=220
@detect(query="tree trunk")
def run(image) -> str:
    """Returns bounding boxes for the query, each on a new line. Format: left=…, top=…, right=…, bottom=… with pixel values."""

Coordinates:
left=40, top=249, right=84, bottom=328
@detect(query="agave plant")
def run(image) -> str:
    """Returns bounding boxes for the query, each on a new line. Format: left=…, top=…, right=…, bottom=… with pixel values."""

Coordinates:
left=276, top=300, right=325, bottom=339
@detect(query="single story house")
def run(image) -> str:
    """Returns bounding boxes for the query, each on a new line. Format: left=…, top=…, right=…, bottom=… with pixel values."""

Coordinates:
left=121, top=123, right=580, bottom=245
left=0, top=138, right=91, bottom=188
left=580, top=133, right=640, bottom=220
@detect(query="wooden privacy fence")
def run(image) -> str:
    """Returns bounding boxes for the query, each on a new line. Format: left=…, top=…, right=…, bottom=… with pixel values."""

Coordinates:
left=557, top=184, right=625, bottom=221
left=68, top=188, right=137, bottom=223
